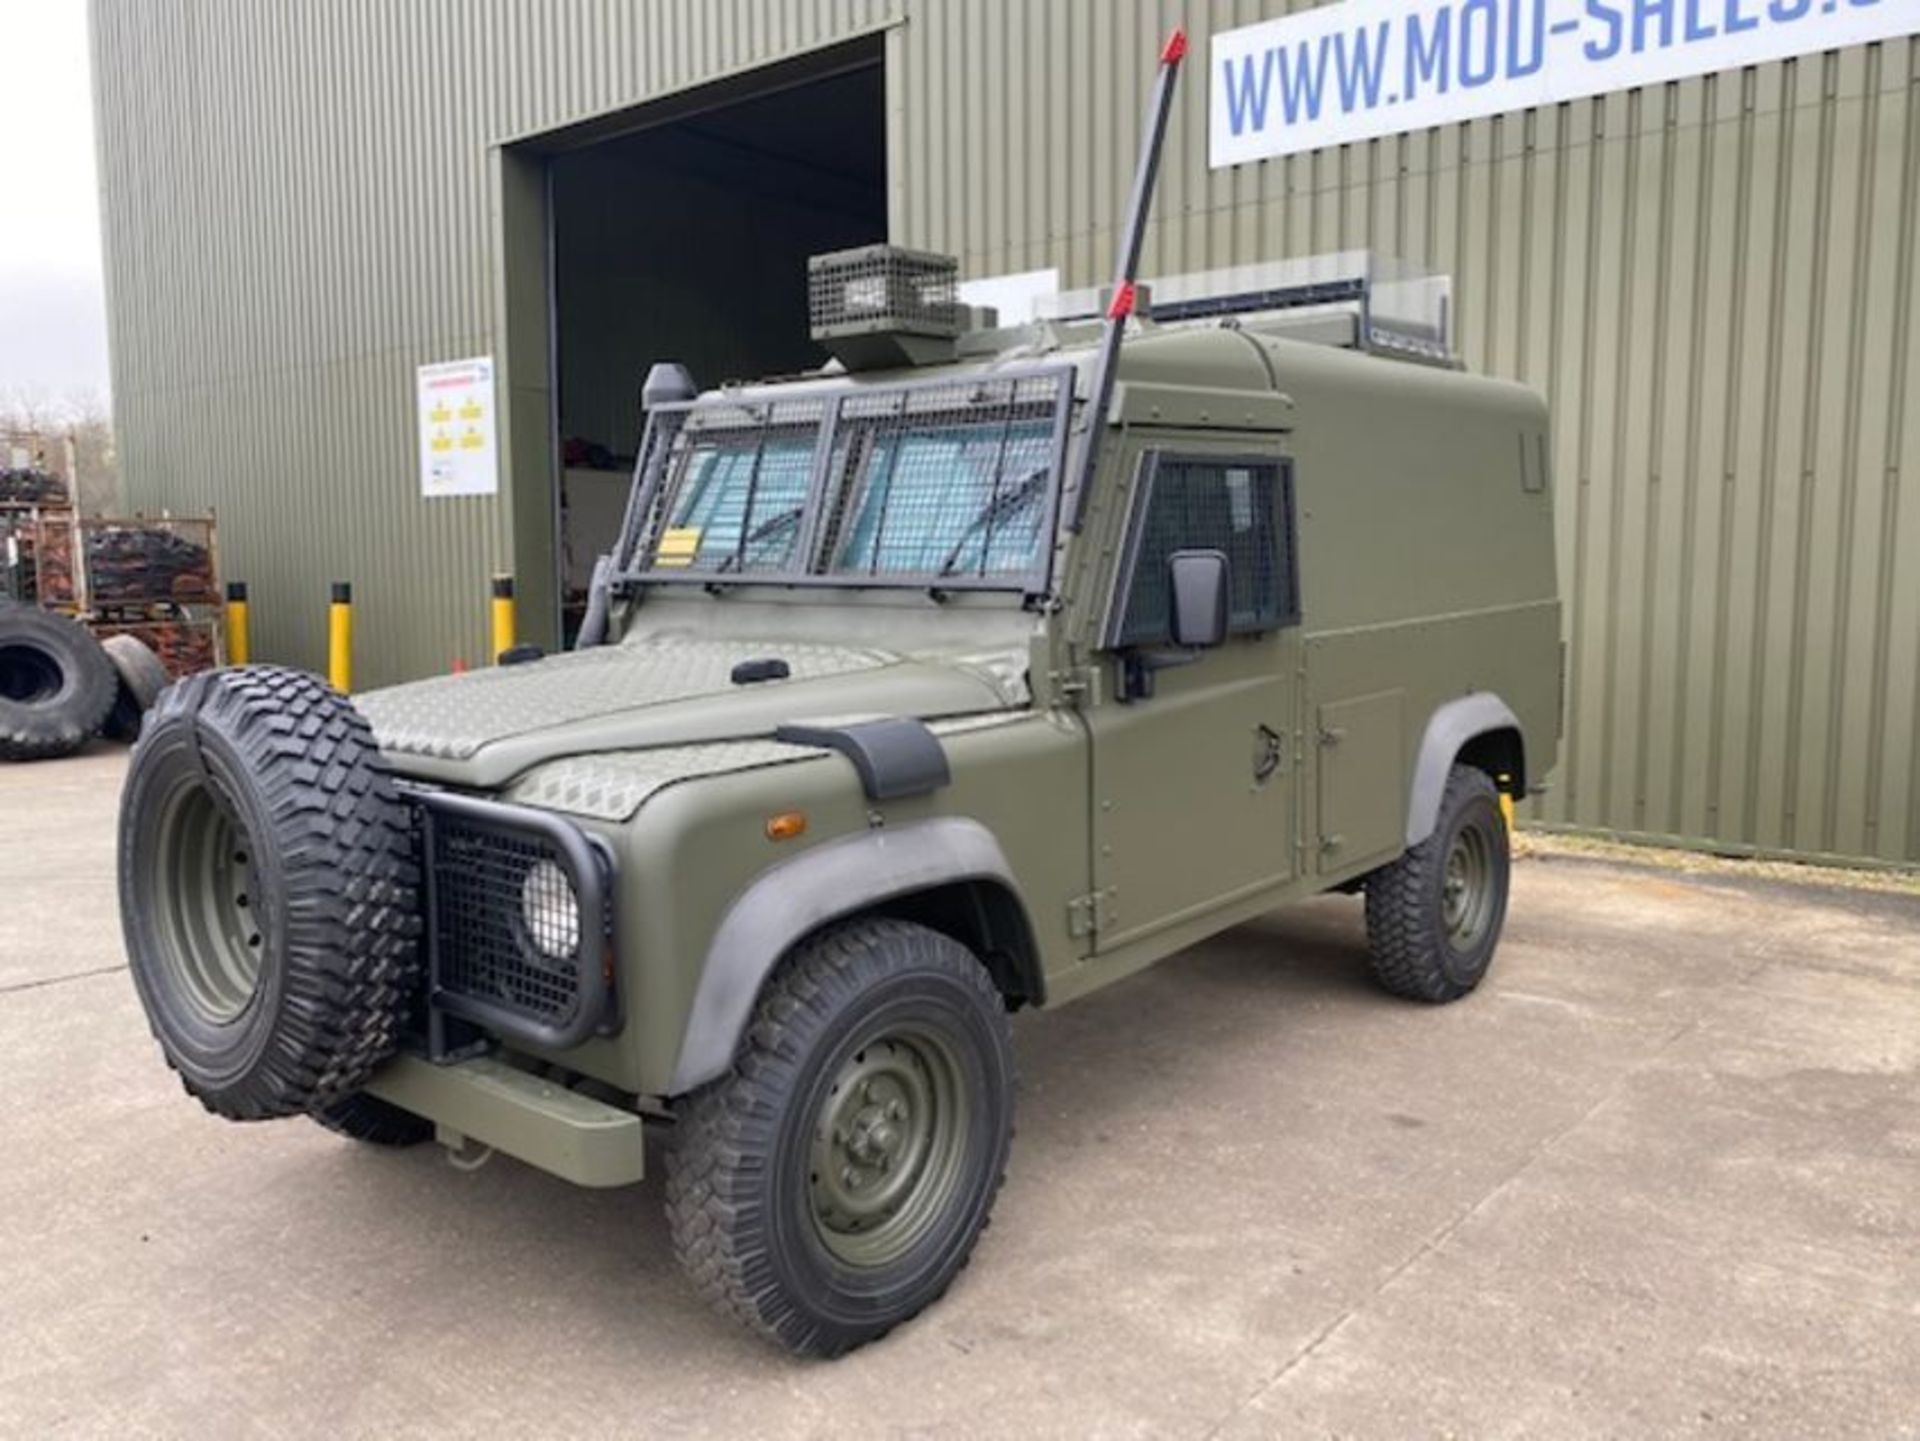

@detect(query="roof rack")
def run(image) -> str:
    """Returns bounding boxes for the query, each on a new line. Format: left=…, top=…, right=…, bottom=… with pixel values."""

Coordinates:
left=1037, top=250, right=1455, bottom=365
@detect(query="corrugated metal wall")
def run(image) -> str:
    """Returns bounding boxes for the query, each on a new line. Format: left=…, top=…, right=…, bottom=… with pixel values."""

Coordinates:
left=93, top=2, right=1920, bottom=865
left=890, top=2, right=1920, bottom=867
left=90, top=0, right=897, bottom=686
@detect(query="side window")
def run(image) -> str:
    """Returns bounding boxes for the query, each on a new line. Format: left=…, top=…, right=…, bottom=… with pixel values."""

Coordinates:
left=1108, top=453, right=1297, bottom=647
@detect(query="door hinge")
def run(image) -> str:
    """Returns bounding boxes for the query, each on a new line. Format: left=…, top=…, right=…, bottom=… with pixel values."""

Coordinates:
left=1052, top=666, right=1094, bottom=704
left=1067, top=889, right=1114, bottom=940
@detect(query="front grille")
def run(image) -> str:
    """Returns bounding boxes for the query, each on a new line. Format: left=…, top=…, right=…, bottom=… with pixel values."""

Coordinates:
left=412, top=791, right=614, bottom=1050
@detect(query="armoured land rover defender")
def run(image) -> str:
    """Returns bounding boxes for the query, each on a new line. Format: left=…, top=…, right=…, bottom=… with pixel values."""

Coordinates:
left=118, top=38, right=1560, bottom=1356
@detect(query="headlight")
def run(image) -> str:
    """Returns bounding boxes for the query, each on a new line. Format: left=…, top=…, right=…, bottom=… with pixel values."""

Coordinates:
left=520, top=859, right=582, bottom=961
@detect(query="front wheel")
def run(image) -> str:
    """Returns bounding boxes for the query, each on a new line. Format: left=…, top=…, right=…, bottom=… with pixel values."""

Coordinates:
left=665, top=918, right=1015, bottom=1357
left=1364, top=764, right=1511, bottom=1002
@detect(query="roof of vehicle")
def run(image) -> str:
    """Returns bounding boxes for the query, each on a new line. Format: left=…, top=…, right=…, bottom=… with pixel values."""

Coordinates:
left=695, top=313, right=1542, bottom=432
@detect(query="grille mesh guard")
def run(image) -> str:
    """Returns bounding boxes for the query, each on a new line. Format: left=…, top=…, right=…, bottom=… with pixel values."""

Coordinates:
left=412, top=790, right=615, bottom=1051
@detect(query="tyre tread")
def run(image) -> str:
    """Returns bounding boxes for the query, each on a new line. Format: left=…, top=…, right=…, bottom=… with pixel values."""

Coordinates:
left=124, top=665, right=420, bottom=1120
left=1365, top=764, right=1504, bottom=1003
left=664, top=918, right=1011, bottom=1357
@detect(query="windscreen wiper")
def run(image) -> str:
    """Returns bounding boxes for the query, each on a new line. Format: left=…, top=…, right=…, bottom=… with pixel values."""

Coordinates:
left=938, top=467, right=1049, bottom=577
left=716, top=504, right=805, bottom=573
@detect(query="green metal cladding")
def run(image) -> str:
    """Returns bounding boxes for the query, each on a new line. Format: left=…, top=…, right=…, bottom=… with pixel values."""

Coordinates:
left=91, top=1, right=1920, bottom=865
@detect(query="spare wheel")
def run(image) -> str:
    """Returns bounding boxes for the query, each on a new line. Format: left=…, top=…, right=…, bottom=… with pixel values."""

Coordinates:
left=119, top=666, right=421, bottom=1120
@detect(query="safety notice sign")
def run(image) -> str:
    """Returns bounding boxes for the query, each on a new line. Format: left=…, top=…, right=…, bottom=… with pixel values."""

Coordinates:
left=418, top=356, right=498, bottom=498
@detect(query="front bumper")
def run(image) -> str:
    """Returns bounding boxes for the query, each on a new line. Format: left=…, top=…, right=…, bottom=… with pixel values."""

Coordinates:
left=366, top=1052, right=645, bottom=1187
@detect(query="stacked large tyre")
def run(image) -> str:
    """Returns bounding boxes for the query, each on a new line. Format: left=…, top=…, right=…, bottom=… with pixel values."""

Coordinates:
left=100, top=633, right=170, bottom=740
left=0, top=601, right=118, bottom=761
left=0, top=601, right=172, bottom=760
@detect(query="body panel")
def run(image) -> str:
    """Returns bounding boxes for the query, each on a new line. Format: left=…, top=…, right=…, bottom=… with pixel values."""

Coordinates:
left=343, top=317, right=1559, bottom=1114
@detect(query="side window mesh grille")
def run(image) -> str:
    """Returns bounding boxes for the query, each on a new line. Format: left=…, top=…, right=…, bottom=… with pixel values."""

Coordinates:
left=1113, top=457, right=1294, bottom=646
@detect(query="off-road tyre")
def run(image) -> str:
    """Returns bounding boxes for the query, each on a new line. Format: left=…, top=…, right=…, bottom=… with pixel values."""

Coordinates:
left=120, top=666, right=421, bottom=1121
left=1365, top=764, right=1510, bottom=1003
left=666, top=918, right=1015, bottom=1358
left=314, top=1092, right=433, bottom=1147
left=100, top=633, right=169, bottom=741
left=0, top=605, right=116, bottom=761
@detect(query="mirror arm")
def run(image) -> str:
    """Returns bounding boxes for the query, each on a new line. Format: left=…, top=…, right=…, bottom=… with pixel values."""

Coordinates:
left=1118, top=645, right=1203, bottom=703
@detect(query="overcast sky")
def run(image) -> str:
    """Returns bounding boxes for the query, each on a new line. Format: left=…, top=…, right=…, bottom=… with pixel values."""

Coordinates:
left=0, top=0, right=110, bottom=406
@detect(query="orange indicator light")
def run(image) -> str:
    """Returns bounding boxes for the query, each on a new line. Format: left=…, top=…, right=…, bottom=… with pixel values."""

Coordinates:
left=765, top=811, right=808, bottom=842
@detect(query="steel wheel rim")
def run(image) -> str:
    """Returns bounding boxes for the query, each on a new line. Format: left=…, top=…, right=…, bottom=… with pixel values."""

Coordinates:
left=807, top=1025, right=971, bottom=1269
left=156, top=780, right=265, bottom=1024
left=1441, top=819, right=1496, bottom=951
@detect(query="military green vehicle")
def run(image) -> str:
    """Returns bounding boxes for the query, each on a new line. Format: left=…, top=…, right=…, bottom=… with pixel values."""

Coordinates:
left=118, top=44, right=1558, bottom=1357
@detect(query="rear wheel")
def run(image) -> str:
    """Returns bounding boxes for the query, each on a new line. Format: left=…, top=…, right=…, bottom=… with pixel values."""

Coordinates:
left=1365, top=764, right=1511, bottom=1002
left=665, top=918, right=1015, bottom=1357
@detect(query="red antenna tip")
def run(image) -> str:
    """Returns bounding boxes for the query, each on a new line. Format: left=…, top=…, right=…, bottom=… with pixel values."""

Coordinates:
left=1161, top=28, right=1188, bottom=65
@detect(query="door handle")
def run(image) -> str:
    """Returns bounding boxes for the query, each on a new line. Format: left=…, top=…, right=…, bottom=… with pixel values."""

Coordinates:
left=1253, top=725, right=1284, bottom=783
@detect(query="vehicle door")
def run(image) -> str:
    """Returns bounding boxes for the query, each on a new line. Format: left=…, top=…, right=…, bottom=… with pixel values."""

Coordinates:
left=1083, top=443, right=1302, bottom=952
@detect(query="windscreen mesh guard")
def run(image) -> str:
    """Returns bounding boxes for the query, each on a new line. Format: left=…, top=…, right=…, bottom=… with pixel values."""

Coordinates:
left=624, top=365, right=1075, bottom=595
left=414, top=792, right=614, bottom=1051
left=635, top=396, right=830, bottom=578
left=821, top=376, right=1064, bottom=581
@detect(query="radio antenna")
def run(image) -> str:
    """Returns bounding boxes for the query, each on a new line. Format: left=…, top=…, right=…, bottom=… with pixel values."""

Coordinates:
left=1066, top=26, right=1189, bottom=534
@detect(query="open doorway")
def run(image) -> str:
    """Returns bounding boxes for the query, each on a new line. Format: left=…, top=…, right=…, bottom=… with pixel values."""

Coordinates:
left=539, top=40, right=887, bottom=641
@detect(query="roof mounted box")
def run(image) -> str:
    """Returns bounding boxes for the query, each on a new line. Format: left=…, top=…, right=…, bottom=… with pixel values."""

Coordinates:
left=808, top=245, right=964, bottom=370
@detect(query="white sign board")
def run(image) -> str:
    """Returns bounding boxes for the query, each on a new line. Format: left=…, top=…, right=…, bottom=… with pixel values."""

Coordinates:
left=958, top=268, right=1062, bottom=326
left=1211, top=0, right=1919, bottom=167
left=417, top=356, right=498, bottom=497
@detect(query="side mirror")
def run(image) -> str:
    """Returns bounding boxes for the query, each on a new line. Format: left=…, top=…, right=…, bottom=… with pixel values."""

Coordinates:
left=1167, top=549, right=1230, bottom=648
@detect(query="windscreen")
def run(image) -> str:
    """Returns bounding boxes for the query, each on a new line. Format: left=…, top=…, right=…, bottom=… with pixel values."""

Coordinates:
left=622, top=368, right=1073, bottom=593
left=654, top=432, right=815, bottom=575
left=827, top=420, right=1055, bottom=579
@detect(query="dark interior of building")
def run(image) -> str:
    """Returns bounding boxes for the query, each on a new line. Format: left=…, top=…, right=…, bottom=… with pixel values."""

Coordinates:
left=547, top=55, right=886, bottom=622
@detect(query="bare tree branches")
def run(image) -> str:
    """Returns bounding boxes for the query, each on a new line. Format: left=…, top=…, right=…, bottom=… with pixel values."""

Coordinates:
left=0, top=387, right=117, bottom=514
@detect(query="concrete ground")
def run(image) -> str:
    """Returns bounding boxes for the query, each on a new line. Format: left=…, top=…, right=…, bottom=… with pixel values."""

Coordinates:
left=2, top=748, right=1917, bottom=1440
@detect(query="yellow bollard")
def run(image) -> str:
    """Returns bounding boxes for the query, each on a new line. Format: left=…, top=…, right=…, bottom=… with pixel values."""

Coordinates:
left=328, top=582, right=353, bottom=693
left=490, top=574, right=516, bottom=663
left=225, top=581, right=250, bottom=666
left=1497, top=773, right=1516, bottom=833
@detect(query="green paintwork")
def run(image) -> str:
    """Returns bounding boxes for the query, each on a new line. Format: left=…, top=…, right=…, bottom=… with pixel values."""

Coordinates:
left=352, top=314, right=1560, bottom=1151
left=155, top=782, right=265, bottom=1025
left=366, top=1053, right=645, bottom=1188
left=808, top=1025, right=971, bottom=1269
left=1443, top=824, right=1498, bottom=952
